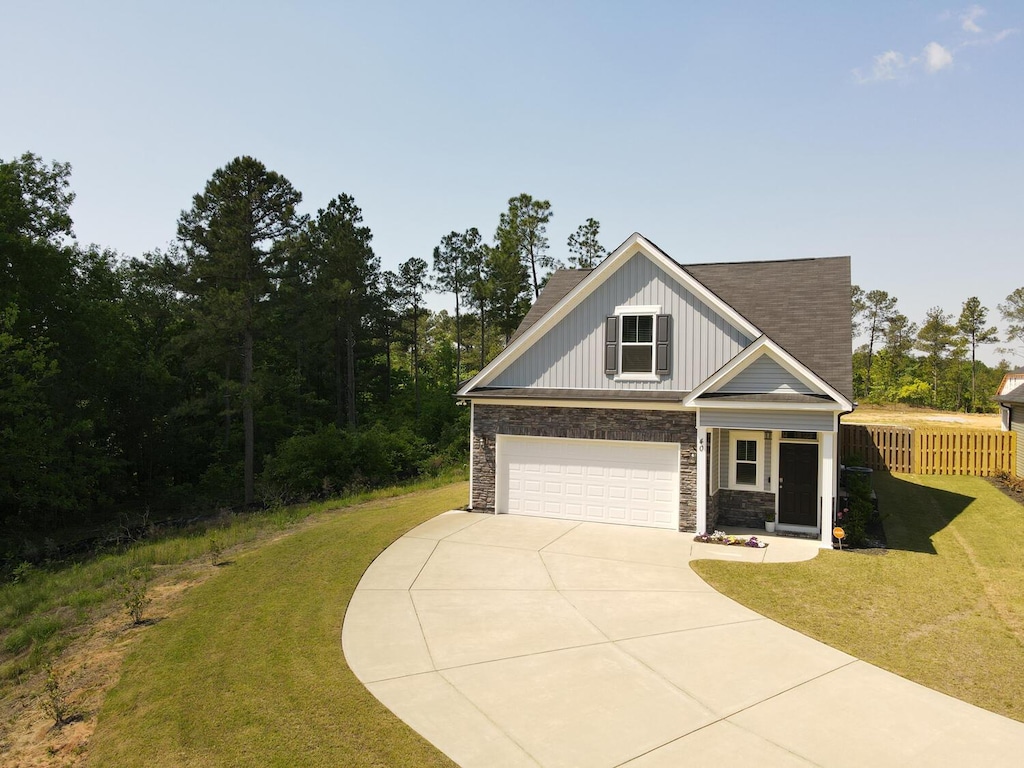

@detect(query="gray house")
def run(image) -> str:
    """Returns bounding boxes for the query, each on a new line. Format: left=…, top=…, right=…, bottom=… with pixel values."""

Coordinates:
left=457, top=233, right=854, bottom=548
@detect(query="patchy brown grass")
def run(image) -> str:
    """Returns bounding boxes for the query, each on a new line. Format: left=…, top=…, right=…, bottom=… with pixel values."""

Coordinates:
left=844, top=404, right=1000, bottom=430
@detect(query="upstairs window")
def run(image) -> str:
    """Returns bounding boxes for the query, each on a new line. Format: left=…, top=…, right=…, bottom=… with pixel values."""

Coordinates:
left=605, top=306, right=671, bottom=378
left=621, top=315, right=654, bottom=372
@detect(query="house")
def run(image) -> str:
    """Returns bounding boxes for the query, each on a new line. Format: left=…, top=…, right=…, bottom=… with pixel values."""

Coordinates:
left=456, top=233, right=854, bottom=548
left=996, top=367, right=1024, bottom=402
left=995, top=384, right=1024, bottom=478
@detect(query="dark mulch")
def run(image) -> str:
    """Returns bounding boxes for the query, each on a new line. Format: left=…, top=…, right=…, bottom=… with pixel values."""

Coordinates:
left=988, top=473, right=1024, bottom=505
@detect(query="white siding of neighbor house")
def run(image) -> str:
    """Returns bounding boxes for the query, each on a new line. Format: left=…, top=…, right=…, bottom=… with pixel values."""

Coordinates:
left=716, top=355, right=815, bottom=395
left=1012, top=406, right=1024, bottom=478
left=700, top=409, right=835, bottom=432
left=489, top=252, right=752, bottom=390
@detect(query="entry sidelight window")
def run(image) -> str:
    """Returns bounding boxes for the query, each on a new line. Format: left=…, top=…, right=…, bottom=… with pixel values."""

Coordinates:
left=729, top=431, right=764, bottom=490
left=734, top=440, right=757, bottom=485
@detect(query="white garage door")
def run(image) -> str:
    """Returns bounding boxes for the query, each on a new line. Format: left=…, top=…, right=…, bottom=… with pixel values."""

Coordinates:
left=496, top=436, right=680, bottom=529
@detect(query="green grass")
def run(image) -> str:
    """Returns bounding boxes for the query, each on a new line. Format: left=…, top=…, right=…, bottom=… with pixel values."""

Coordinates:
left=693, top=472, right=1024, bottom=721
left=0, top=471, right=466, bottom=686
left=87, top=483, right=466, bottom=768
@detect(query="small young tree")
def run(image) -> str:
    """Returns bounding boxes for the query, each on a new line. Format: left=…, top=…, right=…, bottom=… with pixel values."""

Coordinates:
left=41, top=662, right=73, bottom=727
left=120, top=567, right=150, bottom=625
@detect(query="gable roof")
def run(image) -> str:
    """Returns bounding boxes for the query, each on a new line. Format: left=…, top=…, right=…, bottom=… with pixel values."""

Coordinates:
left=996, top=387, right=1024, bottom=405
left=685, top=256, right=853, bottom=400
left=458, top=233, right=853, bottom=403
left=509, top=269, right=591, bottom=344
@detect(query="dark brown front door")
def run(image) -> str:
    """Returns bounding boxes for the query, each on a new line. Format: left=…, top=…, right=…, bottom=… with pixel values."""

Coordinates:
left=778, top=443, right=818, bottom=526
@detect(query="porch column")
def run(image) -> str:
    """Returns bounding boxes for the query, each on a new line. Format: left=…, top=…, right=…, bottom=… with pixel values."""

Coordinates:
left=695, top=426, right=709, bottom=533
left=820, top=430, right=836, bottom=548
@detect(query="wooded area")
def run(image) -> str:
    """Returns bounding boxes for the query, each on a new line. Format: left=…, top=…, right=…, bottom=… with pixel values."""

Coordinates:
left=0, top=153, right=610, bottom=563
left=851, top=285, right=1021, bottom=410
left=2, top=151, right=1021, bottom=565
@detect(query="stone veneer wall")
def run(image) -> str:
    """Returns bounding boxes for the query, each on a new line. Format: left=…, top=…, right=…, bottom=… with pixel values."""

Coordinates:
left=471, top=404, right=698, bottom=531
left=706, top=490, right=720, bottom=532
left=715, top=489, right=775, bottom=528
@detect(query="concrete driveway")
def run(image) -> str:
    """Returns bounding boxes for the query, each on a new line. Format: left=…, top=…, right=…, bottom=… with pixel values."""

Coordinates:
left=342, top=511, right=1024, bottom=767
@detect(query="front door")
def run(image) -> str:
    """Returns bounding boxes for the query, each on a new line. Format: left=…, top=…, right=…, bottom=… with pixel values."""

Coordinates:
left=778, top=443, right=818, bottom=526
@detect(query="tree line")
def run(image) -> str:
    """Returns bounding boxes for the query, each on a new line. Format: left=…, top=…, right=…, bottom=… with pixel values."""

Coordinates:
left=852, top=285, right=1023, bottom=411
left=0, top=152, right=607, bottom=558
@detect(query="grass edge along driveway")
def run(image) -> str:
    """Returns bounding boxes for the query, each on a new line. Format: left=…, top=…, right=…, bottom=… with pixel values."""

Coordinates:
left=693, top=472, right=1024, bottom=722
left=88, top=484, right=466, bottom=768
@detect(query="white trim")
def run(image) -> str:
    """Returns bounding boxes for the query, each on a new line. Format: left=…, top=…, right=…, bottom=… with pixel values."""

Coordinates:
left=686, top=336, right=853, bottom=411
left=456, top=233, right=760, bottom=396
left=614, top=304, right=661, bottom=315
left=728, top=430, right=764, bottom=491
left=696, top=426, right=710, bottom=533
left=468, top=397, right=691, bottom=411
left=469, top=402, right=475, bottom=509
left=697, top=401, right=841, bottom=412
left=820, top=431, right=836, bottom=548
left=615, top=373, right=660, bottom=382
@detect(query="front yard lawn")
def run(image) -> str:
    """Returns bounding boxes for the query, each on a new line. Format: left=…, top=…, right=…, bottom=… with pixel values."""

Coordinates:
left=87, top=485, right=465, bottom=767
left=693, top=472, right=1024, bottom=721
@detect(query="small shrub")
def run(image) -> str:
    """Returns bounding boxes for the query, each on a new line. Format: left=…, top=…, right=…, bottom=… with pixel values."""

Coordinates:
left=40, top=662, right=72, bottom=727
left=842, top=472, right=874, bottom=547
left=119, top=568, right=150, bottom=625
left=208, top=536, right=224, bottom=566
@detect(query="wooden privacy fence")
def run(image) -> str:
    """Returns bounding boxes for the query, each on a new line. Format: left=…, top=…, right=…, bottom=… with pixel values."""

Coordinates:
left=840, top=424, right=1016, bottom=476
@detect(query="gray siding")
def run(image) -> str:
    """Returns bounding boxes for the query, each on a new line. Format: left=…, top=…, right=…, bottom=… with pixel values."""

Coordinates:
left=717, top=355, right=814, bottom=395
left=700, top=409, right=835, bottom=432
left=490, top=252, right=751, bottom=390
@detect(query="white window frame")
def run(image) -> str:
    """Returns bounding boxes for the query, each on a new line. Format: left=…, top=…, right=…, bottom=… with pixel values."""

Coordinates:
left=729, top=430, right=764, bottom=491
left=613, top=304, right=660, bottom=381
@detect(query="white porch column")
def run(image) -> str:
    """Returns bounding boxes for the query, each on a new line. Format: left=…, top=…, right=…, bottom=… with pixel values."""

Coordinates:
left=695, top=426, right=710, bottom=533
left=820, top=430, right=836, bottom=548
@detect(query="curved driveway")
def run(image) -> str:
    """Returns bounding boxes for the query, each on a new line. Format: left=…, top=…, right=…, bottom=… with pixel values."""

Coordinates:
left=343, top=511, right=1024, bottom=767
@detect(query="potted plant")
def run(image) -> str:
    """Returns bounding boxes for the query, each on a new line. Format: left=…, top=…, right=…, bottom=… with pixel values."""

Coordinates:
left=764, top=509, right=776, bottom=533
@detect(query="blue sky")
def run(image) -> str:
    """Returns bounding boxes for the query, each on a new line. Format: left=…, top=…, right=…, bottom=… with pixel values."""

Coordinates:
left=3, top=1, right=1021, bottom=362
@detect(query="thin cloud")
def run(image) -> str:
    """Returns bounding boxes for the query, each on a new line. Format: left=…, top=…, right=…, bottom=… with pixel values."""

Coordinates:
left=853, top=5, right=1016, bottom=84
left=960, top=5, right=986, bottom=33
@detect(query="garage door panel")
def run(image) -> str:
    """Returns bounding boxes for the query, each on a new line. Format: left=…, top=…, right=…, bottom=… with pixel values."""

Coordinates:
left=498, top=436, right=679, bottom=530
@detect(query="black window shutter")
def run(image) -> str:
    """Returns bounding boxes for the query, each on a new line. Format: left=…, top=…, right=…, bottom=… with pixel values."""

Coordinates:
left=655, top=314, right=670, bottom=375
left=604, top=316, right=618, bottom=374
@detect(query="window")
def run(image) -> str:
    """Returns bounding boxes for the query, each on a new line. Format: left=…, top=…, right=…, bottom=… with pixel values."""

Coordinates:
left=605, top=306, right=671, bottom=378
left=729, top=431, right=764, bottom=490
left=621, top=315, right=654, bottom=373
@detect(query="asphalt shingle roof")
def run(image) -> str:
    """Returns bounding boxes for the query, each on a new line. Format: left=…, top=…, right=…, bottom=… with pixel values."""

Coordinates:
left=502, top=243, right=854, bottom=401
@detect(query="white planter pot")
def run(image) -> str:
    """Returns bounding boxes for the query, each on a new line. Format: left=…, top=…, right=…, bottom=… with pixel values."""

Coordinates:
left=765, top=521, right=776, bottom=533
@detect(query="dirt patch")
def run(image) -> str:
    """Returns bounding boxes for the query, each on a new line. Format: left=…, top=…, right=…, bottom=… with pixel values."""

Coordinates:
left=0, top=570, right=218, bottom=768
left=845, top=405, right=999, bottom=430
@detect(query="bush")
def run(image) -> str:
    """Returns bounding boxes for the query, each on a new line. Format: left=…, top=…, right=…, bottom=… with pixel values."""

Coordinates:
left=842, top=472, right=874, bottom=547
left=260, top=423, right=430, bottom=503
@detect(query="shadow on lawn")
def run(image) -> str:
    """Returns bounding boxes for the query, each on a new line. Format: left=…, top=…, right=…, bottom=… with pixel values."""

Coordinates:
left=873, top=472, right=974, bottom=555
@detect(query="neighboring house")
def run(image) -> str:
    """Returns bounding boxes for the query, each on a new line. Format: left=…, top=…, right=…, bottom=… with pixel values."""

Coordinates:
left=457, top=233, right=854, bottom=548
left=996, top=367, right=1024, bottom=402
left=995, top=386, right=1024, bottom=478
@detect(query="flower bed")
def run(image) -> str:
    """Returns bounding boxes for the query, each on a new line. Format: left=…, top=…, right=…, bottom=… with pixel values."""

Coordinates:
left=693, top=531, right=768, bottom=548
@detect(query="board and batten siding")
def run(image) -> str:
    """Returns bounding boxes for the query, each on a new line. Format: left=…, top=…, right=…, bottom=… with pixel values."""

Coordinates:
left=700, top=409, right=835, bottom=432
left=489, top=252, right=752, bottom=391
left=716, top=355, right=815, bottom=395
